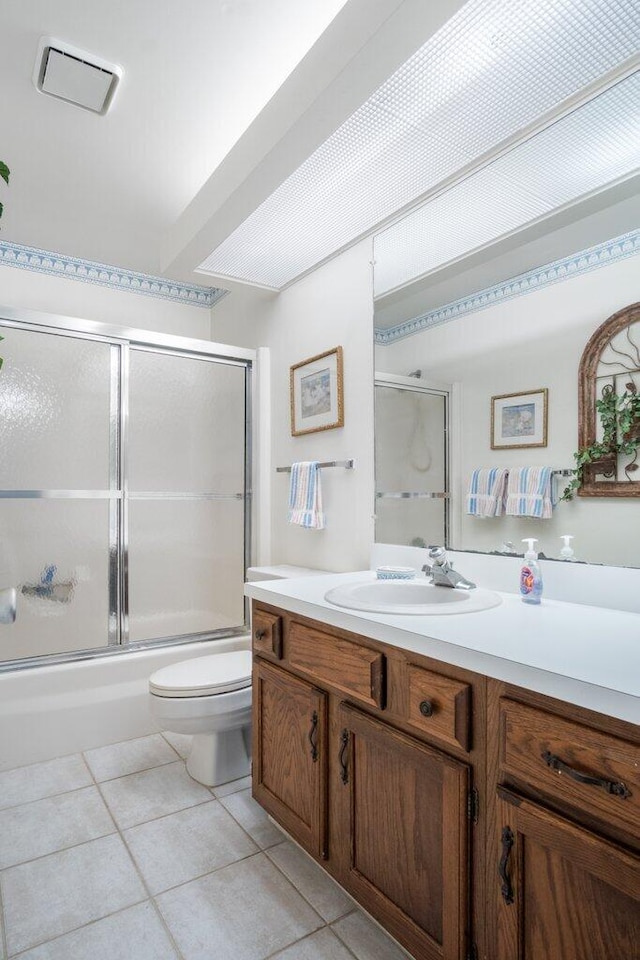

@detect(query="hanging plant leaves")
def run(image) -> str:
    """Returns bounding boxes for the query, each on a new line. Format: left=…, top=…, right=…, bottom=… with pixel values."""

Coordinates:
left=0, top=162, right=9, bottom=186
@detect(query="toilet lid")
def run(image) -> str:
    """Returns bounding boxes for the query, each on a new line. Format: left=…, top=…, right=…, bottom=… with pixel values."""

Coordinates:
left=149, top=650, right=252, bottom=698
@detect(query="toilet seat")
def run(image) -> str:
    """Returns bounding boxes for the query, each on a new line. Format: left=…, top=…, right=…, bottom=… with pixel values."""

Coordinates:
left=149, top=650, right=252, bottom=698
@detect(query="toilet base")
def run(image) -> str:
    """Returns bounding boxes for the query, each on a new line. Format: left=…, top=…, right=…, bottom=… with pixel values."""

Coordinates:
left=186, top=725, right=251, bottom=787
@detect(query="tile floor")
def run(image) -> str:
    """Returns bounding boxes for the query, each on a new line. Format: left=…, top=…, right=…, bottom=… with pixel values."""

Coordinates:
left=0, top=733, right=411, bottom=960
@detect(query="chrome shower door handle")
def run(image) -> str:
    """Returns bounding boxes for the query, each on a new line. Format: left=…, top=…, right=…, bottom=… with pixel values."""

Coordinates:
left=0, top=587, right=17, bottom=624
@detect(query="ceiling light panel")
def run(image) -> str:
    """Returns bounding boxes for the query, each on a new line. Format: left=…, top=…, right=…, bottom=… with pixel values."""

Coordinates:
left=198, top=0, right=640, bottom=288
left=373, top=73, right=640, bottom=296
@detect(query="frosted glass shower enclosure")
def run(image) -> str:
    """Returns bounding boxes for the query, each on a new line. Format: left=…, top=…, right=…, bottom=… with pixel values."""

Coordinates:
left=0, top=311, right=251, bottom=668
left=374, top=374, right=449, bottom=549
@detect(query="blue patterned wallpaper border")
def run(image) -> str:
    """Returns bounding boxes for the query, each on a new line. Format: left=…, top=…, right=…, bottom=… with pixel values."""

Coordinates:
left=0, top=239, right=228, bottom=309
left=375, top=228, right=640, bottom=345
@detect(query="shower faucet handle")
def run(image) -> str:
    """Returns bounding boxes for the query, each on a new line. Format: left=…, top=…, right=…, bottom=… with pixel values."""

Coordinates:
left=0, top=587, right=17, bottom=624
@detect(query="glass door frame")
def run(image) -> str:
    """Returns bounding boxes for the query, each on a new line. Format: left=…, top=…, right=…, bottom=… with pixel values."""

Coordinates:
left=0, top=305, right=255, bottom=670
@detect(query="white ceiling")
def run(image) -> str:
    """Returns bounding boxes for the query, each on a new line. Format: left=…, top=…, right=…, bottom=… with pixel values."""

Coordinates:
left=1, top=0, right=638, bottom=300
left=0, top=0, right=351, bottom=276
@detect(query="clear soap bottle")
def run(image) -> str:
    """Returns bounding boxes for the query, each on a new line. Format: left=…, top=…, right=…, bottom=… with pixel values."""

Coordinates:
left=520, top=538, right=543, bottom=604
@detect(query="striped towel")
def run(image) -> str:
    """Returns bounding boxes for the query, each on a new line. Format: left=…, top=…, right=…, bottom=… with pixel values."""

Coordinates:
left=466, top=468, right=508, bottom=517
left=505, top=467, right=555, bottom=519
left=288, top=462, right=326, bottom=530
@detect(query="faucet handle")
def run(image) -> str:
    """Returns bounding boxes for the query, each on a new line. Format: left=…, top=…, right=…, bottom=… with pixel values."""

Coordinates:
left=428, top=546, right=450, bottom=570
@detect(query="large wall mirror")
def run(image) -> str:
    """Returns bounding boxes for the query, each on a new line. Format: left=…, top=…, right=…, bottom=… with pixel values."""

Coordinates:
left=372, top=83, right=640, bottom=567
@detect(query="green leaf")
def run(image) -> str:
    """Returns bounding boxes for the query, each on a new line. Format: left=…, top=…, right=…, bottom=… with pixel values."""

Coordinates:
left=0, top=161, right=9, bottom=185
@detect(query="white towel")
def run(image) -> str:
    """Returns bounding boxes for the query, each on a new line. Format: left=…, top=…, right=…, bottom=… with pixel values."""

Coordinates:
left=505, top=467, right=555, bottom=519
left=466, top=468, right=508, bottom=517
left=288, top=462, right=326, bottom=530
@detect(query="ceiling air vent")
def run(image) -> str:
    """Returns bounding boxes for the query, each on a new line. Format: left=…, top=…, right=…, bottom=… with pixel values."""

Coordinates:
left=33, top=37, right=122, bottom=115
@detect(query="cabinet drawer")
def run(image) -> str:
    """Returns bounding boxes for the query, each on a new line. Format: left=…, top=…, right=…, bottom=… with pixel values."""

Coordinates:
left=287, top=621, right=385, bottom=709
left=252, top=609, right=282, bottom=659
left=405, top=664, right=471, bottom=752
left=500, top=698, right=640, bottom=837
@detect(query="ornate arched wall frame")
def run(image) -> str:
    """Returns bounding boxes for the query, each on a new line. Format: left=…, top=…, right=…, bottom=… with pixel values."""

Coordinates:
left=578, top=301, right=640, bottom=497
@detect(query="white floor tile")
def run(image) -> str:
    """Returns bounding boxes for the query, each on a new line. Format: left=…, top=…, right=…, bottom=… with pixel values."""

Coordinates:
left=219, top=788, right=284, bottom=849
left=266, top=842, right=353, bottom=923
left=161, top=731, right=192, bottom=758
left=99, top=760, right=211, bottom=830
left=124, top=799, right=258, bottom=894
left=11, top=902, right=179, bottom=960
left=269, top=927, right=357, bottom=960
left=0, top=786, right=115, bottom=869
left=332, top=910, right=411, bottom=960
left=1, top=834, right=146, bottom=955
left=212, top=774, right=252, bottom=799
left=84, top=735, right=178, bottom=782
left=156, top=852, right=323, bottom=960
left=0, top=756, right=92, bottom=811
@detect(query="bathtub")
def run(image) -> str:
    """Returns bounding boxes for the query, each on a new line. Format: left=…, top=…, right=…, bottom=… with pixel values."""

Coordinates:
left=0, top=635, right=250, bottom=771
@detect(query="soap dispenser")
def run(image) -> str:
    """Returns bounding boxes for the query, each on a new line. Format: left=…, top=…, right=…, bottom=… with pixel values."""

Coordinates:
left=520, top=538, right=543, bottom=605
left=560, top=535, right=576, bottom=561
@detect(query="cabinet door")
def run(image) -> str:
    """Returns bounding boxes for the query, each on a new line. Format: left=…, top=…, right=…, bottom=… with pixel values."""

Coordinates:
left=337, top=703, right=471, bottom=960
left=253, top=659, right=328, bottom=858
left=496, top=788, right=640, bottom=960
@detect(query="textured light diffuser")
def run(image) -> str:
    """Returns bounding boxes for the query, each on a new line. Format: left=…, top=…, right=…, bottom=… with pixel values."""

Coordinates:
left=198, top=0, right=640, bottom=289
left=374, top=73, right=640, bottom=296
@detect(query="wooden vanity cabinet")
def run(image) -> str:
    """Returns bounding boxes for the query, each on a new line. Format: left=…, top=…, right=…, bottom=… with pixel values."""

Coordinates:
left=251, top=602, right=485, bottom=960
left=252, top=658, right=328, bottom=858
left=251, top=602, right=640, bottom=959
left=487, top=681, right=640, bottom=960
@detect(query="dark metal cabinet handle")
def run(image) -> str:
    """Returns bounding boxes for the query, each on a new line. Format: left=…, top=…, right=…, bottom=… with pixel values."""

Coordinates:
left=499, top=826, right=515, bottom=905
left=254, top=627, right=267, bottom=641
left=308, top=711, right=319, bottom=762
left=339, top=729, right=350, bottom=784
left=419, top=699, right=434, bottom=717
left=541, top=750, right=631, bottom=799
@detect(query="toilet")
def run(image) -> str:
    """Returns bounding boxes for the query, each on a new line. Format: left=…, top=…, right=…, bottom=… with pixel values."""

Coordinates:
left=150, top=567, right=332, bottom=787
left=149, top=650, right=252, bottom=787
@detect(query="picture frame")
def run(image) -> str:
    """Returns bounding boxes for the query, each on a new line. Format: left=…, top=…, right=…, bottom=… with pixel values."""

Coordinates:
left=290, top=346, right=344, bottom=437
left=491, top=388, right=548, bottom=449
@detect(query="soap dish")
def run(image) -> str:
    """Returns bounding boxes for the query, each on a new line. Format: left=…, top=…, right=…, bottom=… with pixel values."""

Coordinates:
left=375, top=566, right=417, bottom=580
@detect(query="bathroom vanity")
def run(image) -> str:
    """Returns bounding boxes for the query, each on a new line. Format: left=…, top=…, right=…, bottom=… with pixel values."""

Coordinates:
left=245, top=573, right=640, bottom=960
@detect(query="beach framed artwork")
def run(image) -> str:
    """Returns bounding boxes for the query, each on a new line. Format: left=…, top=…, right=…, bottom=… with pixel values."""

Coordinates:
left=491, top=388, right=548, bottom=449
left=290, top=346, right=344, bottom=436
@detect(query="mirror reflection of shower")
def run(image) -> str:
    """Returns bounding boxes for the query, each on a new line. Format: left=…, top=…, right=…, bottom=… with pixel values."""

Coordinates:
left=374, top=372, right=450, bottom=549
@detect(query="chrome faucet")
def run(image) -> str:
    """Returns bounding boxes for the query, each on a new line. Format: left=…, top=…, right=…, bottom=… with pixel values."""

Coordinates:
left=422, top=547, right=476, bottom=590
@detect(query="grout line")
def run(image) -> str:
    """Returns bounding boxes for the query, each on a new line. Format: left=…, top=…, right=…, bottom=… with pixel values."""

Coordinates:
left=260, top=925, right=360, bottom=960
left=0, top=874, right=8, bottom=960
left=92, top=773, right=187, bottom=960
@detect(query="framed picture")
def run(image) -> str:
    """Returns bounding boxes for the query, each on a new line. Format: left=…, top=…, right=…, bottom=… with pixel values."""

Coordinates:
left=290, top=346, right=344, bottom=437
left=491, top=388, right=548, bottom=449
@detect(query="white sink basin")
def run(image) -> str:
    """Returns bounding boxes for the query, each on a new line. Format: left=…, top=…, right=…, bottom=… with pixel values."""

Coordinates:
left=324, top=578, right=502, bottom=616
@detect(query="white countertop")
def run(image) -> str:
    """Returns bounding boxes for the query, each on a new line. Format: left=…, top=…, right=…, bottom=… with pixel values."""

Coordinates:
left=245, top=571, right=640, bottom=726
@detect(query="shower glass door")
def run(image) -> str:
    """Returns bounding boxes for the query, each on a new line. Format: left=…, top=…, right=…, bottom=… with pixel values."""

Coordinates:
left=127, top=348, right=248, bottom=643
left=0, top=325, right=115, bottom=662
left=0, top=316, right=251, bottom=668
left=375, top=377, right=449, bottom=549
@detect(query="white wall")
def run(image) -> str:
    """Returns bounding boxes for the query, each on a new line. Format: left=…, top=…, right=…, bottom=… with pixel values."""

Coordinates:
left=213, top=240, right=376, bottom=572
left=0, top=264, right=211, bottom=339
left=376, top=254, right=640, bottom=567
